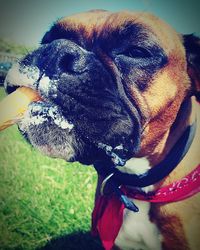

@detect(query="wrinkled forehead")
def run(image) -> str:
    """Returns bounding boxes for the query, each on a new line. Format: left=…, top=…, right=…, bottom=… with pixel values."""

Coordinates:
left=42, top=10, right=184, bottom=55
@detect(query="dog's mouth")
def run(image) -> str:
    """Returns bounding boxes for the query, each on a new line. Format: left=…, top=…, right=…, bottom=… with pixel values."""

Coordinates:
left=4, top=62, right=81, bottom=162
left=2, top=40, right=142, bottom=167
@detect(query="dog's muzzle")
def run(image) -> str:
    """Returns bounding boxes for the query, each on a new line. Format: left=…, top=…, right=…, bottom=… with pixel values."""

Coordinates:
left=5, top=39, right=142, bottom=166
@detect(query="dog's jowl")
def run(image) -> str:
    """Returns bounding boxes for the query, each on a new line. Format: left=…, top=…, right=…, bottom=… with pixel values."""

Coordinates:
left=3, top=10, right=200, bottom=250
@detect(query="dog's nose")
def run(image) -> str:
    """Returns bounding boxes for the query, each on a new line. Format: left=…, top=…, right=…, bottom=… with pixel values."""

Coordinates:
left=58, top=52, right=77, bottom=74
left=50, top=39, right=87, bottom=74
left=21, top=39, right=88, bottom=77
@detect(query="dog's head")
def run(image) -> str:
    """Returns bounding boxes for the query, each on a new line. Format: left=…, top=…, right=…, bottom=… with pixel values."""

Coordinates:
left=5, top=10, right=200, bottom=166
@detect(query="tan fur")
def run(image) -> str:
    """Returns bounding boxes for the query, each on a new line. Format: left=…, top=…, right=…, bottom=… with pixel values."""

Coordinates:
left=134, top=24, right=190, bottom=162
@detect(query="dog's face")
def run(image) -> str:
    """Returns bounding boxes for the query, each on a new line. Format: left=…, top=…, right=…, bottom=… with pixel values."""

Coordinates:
left=5, top=10, right=200, bottom=166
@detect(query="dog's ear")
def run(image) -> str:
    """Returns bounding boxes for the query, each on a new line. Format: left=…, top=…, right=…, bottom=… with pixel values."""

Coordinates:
left=183, top=34, right=200, bottom=101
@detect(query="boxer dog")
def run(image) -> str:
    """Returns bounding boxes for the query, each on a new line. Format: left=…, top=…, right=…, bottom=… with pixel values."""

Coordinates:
left=4, top=10, right=200, bottom=250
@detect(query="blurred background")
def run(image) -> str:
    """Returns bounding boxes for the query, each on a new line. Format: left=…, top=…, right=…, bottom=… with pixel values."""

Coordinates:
left=0, top=0, right=200, bottom=47
left=0, top=1, right=199, bottom=250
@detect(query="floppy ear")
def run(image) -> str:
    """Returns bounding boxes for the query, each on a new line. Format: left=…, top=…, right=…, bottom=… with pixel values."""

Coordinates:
left=183, top=34, right=200, bottom=101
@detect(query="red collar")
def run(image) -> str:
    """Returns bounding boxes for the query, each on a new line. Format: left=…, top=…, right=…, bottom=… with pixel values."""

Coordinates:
left=127, top=163, right=200, bottom=203
left=92, top=164, right=200, bottom=250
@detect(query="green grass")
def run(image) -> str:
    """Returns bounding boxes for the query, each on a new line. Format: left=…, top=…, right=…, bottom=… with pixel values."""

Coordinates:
left=0, top=88, right=102, bottom=250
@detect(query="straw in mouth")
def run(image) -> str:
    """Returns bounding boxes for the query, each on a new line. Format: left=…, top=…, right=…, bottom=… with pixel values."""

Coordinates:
left=0, top=86, right=42, bottom=131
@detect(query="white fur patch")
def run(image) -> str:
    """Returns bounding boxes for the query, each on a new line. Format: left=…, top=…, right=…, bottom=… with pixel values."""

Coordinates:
left=20, top=102, right=74, bottom=131
left=5, top=63, right=40, bottom=88
left=115, top=200, right=162, bottom=250
left=38, top=75, right=58, bottom=99
left=115, top=157, right=162, bottom=250
left=117, top=157, right=154, bottom=193
left=38, top=76, right=51, bottom=96
left=118, top=157, right=150, bottom=175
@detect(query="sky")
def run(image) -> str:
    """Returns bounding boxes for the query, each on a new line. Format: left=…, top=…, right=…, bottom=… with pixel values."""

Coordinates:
left=0, top=0, right=200, bottom=47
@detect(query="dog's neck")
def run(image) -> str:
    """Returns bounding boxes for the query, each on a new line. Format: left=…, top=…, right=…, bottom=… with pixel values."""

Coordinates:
left=137, top=97, right=197, bottom=167
left=163, top=97, right=200, bottom=185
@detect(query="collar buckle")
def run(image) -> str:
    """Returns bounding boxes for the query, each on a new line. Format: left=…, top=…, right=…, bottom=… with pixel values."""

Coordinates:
left=101, top=173, right=139, bottom=212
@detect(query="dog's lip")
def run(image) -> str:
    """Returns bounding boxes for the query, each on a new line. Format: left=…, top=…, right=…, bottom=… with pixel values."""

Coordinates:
left=5, top=62, right=60, bottom=102
left=4, top=63, right=40, bottom=91
left=4, top=63, right=74, bottom=131
left=20, top=100, right=74, bottom=130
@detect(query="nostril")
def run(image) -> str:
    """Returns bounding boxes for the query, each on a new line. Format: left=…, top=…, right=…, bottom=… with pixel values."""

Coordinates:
left=59, top=53, right=76, bottom=73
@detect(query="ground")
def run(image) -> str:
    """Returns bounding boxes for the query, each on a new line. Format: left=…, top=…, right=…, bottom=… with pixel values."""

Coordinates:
left=0, top=87, right=103, bottom=249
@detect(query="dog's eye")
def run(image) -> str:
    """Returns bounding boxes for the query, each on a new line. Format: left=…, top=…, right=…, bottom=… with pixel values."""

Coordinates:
left=122, top=46, right=152, bottom=58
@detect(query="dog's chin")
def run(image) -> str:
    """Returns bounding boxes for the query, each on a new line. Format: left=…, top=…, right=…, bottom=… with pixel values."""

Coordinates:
left=17, top=101, right=78, bottom=162
left=16, top=100, right=140, bottom=166
left=6, top=96, right=141, bottom=167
